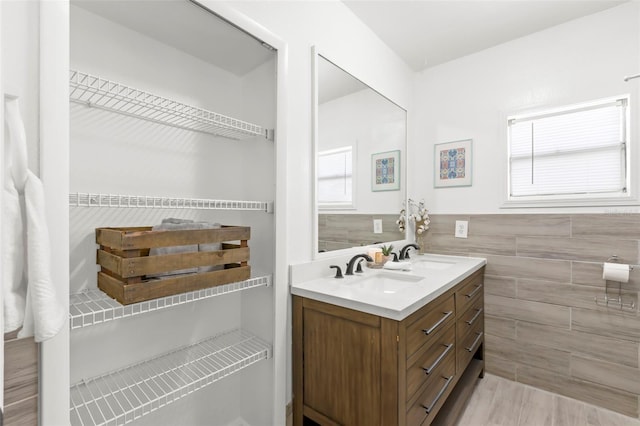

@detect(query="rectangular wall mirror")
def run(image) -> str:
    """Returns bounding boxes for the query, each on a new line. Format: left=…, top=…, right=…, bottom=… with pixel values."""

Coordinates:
left=312, top=48, right=407, bottom=255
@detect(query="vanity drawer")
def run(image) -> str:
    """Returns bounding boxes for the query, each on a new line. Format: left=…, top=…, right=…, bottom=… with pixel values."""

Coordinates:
left=455, top=270, right=484, bottom=315
left=406, top=323, right=455, bottom=402
left=406, top=295, right=455, bottom=358
left=406, top=354, right=456, bottom=426
left=456, top=294, right=484, bottom=341
left=457, top=315, right=484, bottom=373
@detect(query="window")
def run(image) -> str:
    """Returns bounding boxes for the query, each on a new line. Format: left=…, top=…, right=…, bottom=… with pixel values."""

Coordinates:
left=317, top=146, right=354, bottom=209
left=508, top=96, right=629, bottom=203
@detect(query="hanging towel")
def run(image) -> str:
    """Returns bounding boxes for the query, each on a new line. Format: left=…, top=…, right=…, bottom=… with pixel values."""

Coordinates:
left=2, top=169, right=26, bottom=333
left=3, top=98, right=28, bottom=334
left=2, top=97, right=65, bottom=342
left=18, top=170, right=67, bottom=341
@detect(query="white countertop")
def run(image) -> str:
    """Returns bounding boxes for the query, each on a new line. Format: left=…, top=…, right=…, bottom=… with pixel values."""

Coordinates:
left=290, top=253, right=486, bottom=321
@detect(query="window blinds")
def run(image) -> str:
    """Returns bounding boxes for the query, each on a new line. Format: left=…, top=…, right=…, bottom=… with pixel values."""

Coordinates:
left=508, top=98, right=627, bottom=198
left=318, top=147, right=353, bottom=205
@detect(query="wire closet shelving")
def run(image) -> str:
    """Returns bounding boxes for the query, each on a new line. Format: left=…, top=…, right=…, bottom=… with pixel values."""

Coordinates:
left=69, top=193, right=273, bottom=213
left=69, top=329, right=272, bottom=426
left=69, top=274, right=272, bottom=330
left=68, top=67, right=276, bottom=424
left=69, top=70, right=273, bottom=141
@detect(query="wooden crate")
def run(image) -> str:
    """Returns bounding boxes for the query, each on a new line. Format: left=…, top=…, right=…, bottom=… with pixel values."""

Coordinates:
left=96, top=225, right=250, bottom=305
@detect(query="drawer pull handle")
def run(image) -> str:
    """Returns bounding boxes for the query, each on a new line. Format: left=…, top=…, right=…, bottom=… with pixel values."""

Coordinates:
left=466, top=331, right=484, bottom=353
left=465, top=284, right=483, bottom=299
left=422, top=343, right=453, bottom=375
left=421, top=375, right=454, bottom=414
left=422, top=311, right=453, bottom=335
left=465, top=308, right=484, bottom=326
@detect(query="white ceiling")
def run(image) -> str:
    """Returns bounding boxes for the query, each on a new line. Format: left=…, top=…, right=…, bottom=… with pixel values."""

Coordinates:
left=73, top=0, right=274, bottom=76
left=318, top=55, right=368, bottom=104
left=74, top=0, right=627, bottom=76
left=343, top=0, right=627, bottom=72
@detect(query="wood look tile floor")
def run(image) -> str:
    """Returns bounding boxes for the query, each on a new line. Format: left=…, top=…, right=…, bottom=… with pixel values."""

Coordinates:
left=455, top=374, right=640, bottom=426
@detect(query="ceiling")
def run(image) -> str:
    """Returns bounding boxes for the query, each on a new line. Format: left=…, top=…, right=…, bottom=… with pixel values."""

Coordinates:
left=74, top=0, right=627, bottom=76
left=318, top=55, right=368, bottom=104
left=343, top=0, right=627, bottom=72
left=74, top=0, right=274, bottom=76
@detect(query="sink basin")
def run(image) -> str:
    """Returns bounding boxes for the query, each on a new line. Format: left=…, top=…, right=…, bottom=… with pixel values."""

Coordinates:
left=349, top=272, right=423, bottom=294
left=413, top=259, right=456, bottom=270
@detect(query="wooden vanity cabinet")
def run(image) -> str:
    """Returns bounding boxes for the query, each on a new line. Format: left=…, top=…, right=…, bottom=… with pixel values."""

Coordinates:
left=293, top=267, right=485, bottom=426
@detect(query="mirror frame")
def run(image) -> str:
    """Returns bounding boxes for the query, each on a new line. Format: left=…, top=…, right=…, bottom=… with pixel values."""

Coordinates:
left=311, top=46, right=409, bottom=259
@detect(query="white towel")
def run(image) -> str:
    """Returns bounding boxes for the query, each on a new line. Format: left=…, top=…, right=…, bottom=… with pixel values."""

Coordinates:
left=383, top=261, right=412, bottom=271
left=3, top=98, right=27, bottom=334
left=3, top=98, right=65, bottom=342
left=18, top=171, right=66, bottom=341
left=2, top=177, right=26, bottom=333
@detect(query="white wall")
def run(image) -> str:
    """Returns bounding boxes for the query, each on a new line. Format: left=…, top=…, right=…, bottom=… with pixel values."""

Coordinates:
left=411, top=2, right=640, bottom=214
left=2, top=0, right=40, bottom=173
left=2, top=2, right=71, bottom=423
left=223, top=0, right=414, bottom=407
left=224, top=0, right=414, bottom=263
left=319, top=88, right=405, bottom=214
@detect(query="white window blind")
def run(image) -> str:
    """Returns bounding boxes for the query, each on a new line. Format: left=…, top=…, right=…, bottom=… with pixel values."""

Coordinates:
left=508, top=97, right=628, bottom=199
left=318, top=147, right=353, bottom=208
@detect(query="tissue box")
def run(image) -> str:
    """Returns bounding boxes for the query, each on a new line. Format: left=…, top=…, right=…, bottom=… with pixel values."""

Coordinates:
left=96, top=225, right=250, bottom=305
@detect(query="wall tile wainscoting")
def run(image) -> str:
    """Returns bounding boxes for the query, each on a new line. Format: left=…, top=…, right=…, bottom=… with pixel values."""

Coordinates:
left=423, top=213, right=640, bottom=418
left=3, top=332, right=37, bottom=425
left=318, top=214, right=403, bottom=252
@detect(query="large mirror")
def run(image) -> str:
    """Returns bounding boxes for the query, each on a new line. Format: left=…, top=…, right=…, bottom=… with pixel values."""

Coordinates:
left=313, top=51, right=407, bottom=254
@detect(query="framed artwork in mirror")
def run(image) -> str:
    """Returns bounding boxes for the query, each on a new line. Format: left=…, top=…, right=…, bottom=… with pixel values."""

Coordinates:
left=434, top=139, right=472, bottom=188
left=372, top=150, right=400, bottom=191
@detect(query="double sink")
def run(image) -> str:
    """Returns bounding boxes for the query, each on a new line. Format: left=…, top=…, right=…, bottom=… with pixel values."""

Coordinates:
left=290, top=253, right=486, bottom=321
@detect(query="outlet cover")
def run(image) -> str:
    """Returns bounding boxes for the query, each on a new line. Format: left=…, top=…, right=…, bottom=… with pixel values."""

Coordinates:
left=455, top=220, right=468, bottom=238
left=373, top=219, right=383, bottom=234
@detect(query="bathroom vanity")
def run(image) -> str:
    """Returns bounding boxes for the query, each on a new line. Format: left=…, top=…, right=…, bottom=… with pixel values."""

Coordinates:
left=292, top=254, right=486, bottom=426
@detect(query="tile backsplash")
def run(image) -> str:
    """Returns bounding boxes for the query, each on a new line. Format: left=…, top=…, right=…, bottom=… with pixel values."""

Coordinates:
left=424, top=214, right=640, bottom=418
left=318, top=214, right=403, bottom=252
left=4, top=332, right=38, bottom=426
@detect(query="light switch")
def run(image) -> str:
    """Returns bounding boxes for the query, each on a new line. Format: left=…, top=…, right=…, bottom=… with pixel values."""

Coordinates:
left=455, top=220, right=468, bottom=238
left=373, top=219, right=383, bottom=234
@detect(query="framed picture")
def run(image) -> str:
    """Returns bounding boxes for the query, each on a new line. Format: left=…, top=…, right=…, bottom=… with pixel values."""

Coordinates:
left=434, top=139, right=472, bottom=188
left=371, top=150, right=400, bottom=191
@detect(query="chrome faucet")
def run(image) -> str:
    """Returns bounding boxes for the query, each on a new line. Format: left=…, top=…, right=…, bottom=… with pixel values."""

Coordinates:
left=399, top=243, right=420, bottom=260
left=345, top=254, right=373, bottom=275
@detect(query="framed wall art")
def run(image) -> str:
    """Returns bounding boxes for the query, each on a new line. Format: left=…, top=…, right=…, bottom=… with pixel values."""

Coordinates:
left=372, top=150, right=400, bottom=191
left=434, top=139, right=472, bottom=188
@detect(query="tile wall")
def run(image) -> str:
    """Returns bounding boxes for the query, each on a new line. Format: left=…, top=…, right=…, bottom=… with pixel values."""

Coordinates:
left=318, top=214, right=403, bottom=252
left=423, top=214, right=640, bottom=417
left=4, top=332, right=38, bottom=425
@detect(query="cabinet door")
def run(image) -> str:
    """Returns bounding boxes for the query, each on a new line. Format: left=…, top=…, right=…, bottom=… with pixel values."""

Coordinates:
left=303, top=307, right=382, bottom=426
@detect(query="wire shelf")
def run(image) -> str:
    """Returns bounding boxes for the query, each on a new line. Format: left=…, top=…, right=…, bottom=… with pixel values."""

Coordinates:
left=70, top=275, right=272, bottom=330
left=69, top=329, right=271, bottom=426
left=69, top=192, right=273, bottom=213
left=69, top=70, right=270, bottom=140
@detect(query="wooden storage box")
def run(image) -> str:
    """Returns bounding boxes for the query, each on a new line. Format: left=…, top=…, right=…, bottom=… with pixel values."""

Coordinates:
left=96, top=225, right=250, bottom=305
